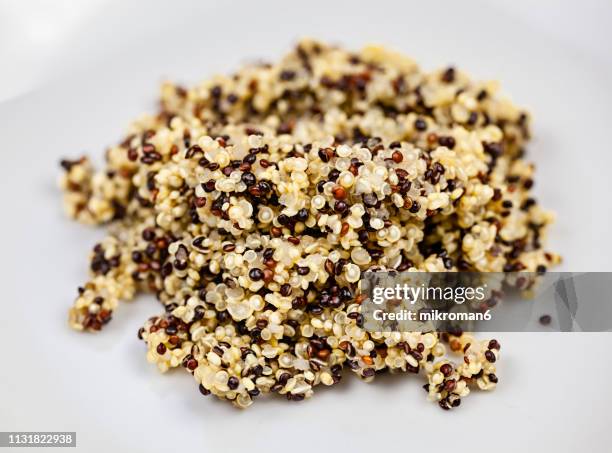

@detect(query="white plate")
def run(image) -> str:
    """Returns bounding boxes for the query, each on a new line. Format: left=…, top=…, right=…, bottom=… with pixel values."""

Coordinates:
left=1, top=1, right=611, bottom=452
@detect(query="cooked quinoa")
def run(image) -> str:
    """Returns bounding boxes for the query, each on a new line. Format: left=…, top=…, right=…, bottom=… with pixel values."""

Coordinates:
left=59, top=39, right=559, bottom=410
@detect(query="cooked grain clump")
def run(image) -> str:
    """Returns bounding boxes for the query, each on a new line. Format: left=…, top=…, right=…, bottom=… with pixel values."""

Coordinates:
left=59, top=40, right=559, bottom=409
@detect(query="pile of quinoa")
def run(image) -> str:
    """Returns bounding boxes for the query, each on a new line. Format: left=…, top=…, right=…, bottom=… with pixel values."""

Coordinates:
left=60, top=40, right=559, bottom=410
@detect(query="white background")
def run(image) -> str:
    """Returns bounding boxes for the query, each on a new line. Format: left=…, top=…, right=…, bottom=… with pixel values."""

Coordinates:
left=0, top=1, right=611, bottom=452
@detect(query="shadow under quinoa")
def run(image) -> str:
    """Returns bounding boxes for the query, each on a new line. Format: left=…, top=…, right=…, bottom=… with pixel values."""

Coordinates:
left=58, top=39, right=559, bottom=410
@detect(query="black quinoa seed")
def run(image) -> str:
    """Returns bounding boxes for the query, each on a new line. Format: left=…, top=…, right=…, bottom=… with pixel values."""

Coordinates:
left=249, top=268, right=264, bottom=281
left=414, top=118, right=427, bottom=131
left=539, top=314, right=552, bottom=325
